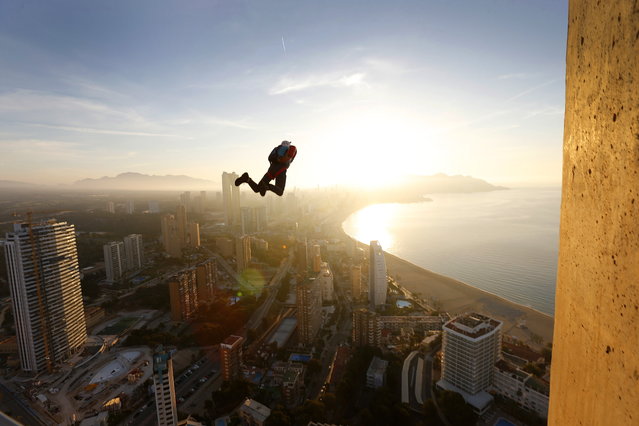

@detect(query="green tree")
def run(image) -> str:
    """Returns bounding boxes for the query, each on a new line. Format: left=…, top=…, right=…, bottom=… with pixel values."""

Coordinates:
left=438, top=390, right=477, bottom=426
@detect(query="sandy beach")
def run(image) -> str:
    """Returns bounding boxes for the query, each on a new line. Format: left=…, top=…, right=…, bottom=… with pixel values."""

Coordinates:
left=384, top=251, right=554, bottom=347
left=336, top=203, right=555, bottom=348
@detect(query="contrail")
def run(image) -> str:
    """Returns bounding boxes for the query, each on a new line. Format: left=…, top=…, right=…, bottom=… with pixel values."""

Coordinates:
left=281, top=36, right=286, bottom=55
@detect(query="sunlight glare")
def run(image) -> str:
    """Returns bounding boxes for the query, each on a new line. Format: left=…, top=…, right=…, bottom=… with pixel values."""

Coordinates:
left=344, top=203, right=398, bottom=251
left=317, top=109, right=440, bottom=188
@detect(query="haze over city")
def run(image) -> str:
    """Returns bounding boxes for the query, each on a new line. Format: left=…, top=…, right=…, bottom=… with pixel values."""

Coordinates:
left=1, top=0, right=567, bottom=188
left=0, top=1, right=636, bottom=426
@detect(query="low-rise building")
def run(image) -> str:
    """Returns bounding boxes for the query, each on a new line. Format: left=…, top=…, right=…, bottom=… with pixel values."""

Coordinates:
left=366, top=356, right=388, bottom=389
left=380, top=315, right=443, bottom=333
left=493, top=360, right=549, bottom=419
left=239, top=398, right=271, bottom=426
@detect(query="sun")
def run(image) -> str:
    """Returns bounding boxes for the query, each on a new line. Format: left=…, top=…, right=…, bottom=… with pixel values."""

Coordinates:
left=313, top=108, right=439, bottom=188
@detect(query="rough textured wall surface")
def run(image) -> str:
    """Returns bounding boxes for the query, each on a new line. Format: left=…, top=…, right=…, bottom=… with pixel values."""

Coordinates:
left=549, top=1, right=639, bottom=425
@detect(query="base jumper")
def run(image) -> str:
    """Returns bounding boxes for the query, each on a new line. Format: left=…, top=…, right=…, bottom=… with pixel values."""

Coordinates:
left=235, top=141, right=297, bottom=196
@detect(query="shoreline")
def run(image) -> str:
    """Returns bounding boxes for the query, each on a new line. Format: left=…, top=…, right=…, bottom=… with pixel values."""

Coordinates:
left=336, top=205, right=555, bottom=347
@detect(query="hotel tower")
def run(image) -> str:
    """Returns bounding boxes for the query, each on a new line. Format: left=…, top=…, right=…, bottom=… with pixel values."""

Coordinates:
left=368, top=240, right=387, bottom=310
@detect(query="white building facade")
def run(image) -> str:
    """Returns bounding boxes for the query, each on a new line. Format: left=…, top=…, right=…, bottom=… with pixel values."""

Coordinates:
left=368, top=240, right=387, bottom=309
left=153, top=346, right=178, bottom=426
left=317, top=262, right=334, bottom=303
left=493, top=360, right=549, bottom=419
left=438, top=313, right=502, bottom=414
left=104, top=241, right=126, bottom=282
left=123, top=234, right=143, bottom=271
left=3, top=221, right=87, bottom=372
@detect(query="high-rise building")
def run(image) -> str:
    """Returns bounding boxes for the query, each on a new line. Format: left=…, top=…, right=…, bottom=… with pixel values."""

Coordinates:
left=296, top=278, right=322, bottom=346
left=235, top=235, right=251, bottom=274
left=311, top=244, right=322, bottom=273
left=168, top=269, right=198, bottom=322
left=152, top=346, right=178, bottom=426
left=125, top=199, right=135, bottom=214
left=297, top=239, right=308, bottom=273
left=352, top=308, right=380, bottom=348
left=106, top=201, right=115, bottom=214
left=255, top=206, right=267, bottom=232
left=162, top=205, right=200, bottom=258
left=103, top=241, right=126, bottom=282
left=195, top=259, right=216, bottom=304
left=187, top=222, right=200, bottom=247
left=193, top=196, right=203, bottom=214
left=222, top=172, right=241, bottom=228
left=369, top=240, right=387, bottom=309
left=3, top=221, right=87, bottom=373
left=220, top=335, right=244, bottom=381
left=123, top=234, right=143, bottom=271
left=176, top=204, right=188, bottom=247
left=161, top=214, right=182, bottom=258
left=437, top=313, right=502, bottom=415
left=351, top=265, right=362, bottom=300
left=180, top=191, right=191, bottom=211
left=317, top=262, right=334, bottom=302
left=240, top=207, right=253, bottom=234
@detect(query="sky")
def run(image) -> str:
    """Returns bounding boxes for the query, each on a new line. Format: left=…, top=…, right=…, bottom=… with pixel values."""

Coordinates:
left=0, top=0, right=568, bottom=188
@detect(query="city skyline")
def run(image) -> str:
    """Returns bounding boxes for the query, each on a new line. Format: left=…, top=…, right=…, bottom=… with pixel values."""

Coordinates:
left=0, top=1, right=567, bottom=188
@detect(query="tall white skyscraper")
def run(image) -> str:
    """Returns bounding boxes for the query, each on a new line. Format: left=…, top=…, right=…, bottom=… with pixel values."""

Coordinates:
left=222, top=172, right=240, bottom=228
left=123, top=234, right=143, bottom=271
left=153, top=346, right=178, bottom=426
left=104, top=241, right=126, bottom=282
left=3, top=221, right=87, bottom=373
left=317, top=262, right=334, bottom=302
left=368, top=240, right=387, bottom=309
left=438, top=313, right=503, bottom=414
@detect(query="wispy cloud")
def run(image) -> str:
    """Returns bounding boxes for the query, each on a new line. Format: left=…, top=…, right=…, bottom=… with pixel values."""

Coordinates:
left=0, top=139, right=86, bottom=158
left=497, top=72, right=537, bottom=80
left=523, top=105, right=564, bottom=119
left=269, top=72, right=368, bottom=95
left=30, top=123, right=187, bottom=138
left=505, top=80, right=556, bottom=102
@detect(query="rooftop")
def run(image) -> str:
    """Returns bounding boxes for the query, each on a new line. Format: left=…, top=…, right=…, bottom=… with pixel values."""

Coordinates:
left=445, top=312, right=502, bottom=339
left=240, top=398, right=271, bottom=422
left=367, top=356, right=389, bottom=376
left=221, top=335, right=244, bottom=348
left=495, top=359, right=530, bottom=381
left=526, top=376, right=550, bottom=396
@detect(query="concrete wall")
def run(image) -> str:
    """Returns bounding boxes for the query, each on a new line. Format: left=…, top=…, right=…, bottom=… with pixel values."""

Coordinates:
left=549, top=1, right=639, bottom=425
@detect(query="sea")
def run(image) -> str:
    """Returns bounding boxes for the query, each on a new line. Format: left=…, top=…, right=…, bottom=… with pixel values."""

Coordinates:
left=342, top=187, right=561, bottom=316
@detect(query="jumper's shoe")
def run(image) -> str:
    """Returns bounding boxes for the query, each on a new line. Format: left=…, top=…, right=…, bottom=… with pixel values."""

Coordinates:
left=235, top=172, right=249, bottom=186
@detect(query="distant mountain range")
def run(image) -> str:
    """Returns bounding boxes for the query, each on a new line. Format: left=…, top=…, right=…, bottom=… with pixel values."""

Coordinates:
left=73, top=172, right=216, bottom=190
left=0, top=180, right=40, bottom=189
left=404, top=173, right=507, bottom=194
left=0, top=172, right=505, bottom=193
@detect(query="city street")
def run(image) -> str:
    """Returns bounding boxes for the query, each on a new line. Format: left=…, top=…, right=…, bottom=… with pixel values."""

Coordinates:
left=125, top=352, right=221, bottom=425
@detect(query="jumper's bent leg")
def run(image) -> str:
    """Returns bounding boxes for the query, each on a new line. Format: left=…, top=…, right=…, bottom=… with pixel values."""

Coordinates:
left=268, top=172, right=287, bottom=196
